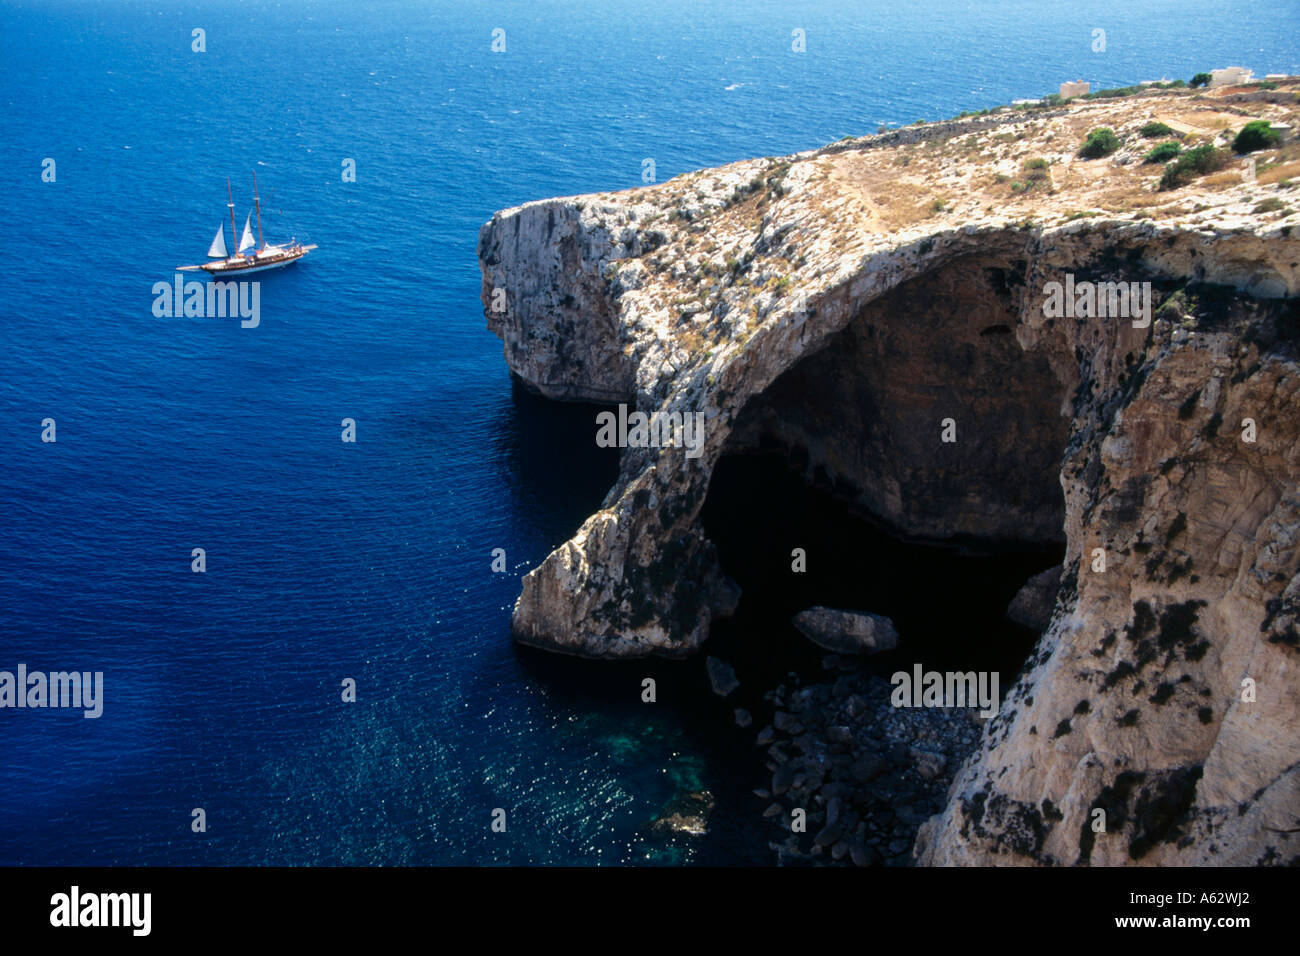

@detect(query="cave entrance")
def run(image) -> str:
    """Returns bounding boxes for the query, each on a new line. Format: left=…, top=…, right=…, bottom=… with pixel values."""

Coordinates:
left=699, top=253, right=1072, bottom=691
left=700, top=452, right=1063, bottom=691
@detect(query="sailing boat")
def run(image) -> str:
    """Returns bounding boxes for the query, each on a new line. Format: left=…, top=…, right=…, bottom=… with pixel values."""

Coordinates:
left=179, top=174, right=316, bottom=276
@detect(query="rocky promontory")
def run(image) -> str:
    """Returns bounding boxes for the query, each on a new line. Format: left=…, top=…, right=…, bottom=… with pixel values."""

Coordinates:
left=481, top=81, right=1300, bottom=865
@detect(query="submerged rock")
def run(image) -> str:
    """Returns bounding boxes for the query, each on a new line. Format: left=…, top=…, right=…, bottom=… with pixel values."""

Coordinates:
left=706, top=656, right=740, bottom=697
left=648, top=790, right=715, bottom=838
left=792, top=607, right=900, bottom=655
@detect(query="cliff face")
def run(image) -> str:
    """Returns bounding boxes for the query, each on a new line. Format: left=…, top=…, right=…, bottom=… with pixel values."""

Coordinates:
left=480, top=85, right=1300, bottom=863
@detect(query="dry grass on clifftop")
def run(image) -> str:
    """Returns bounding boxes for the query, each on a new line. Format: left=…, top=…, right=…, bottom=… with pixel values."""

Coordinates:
left=576, top=80, right=1300, bottom=357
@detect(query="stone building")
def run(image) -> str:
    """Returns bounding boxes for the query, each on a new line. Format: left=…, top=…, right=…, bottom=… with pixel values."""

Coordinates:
left=1059, top=80, right=1090, bottom=98
left=1209, top=66, right=1254, bottom=88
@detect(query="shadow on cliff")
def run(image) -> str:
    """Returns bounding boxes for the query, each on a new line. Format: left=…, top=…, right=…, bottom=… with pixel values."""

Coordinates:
left=698, top=452, right=1065, bottom=694
left=492, top=378, right=621, bottom=547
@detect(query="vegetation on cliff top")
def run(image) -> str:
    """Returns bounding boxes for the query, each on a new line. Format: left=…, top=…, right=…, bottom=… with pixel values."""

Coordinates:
left=1233, top=120, right=1282, bottom=154
left=1079, top=127, right=1122, bottom=159
left=1159, top=144, right=1232, bottom=190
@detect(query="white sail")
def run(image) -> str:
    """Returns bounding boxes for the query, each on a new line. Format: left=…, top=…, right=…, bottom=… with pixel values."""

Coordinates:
left=239, top=214, right=256, bottom=253
left=207, top=224, right=228, bottom=259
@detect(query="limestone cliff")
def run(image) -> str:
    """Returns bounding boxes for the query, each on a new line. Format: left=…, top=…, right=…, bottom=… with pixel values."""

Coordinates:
left=481, top=83, right=1300, bottom=864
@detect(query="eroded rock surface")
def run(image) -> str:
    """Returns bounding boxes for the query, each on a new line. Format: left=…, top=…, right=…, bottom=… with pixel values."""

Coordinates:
left=792, top=607, right=901, bottom=655
left=1007, top=565, right=1064, bottom=632
left=481, top=85, right=1300, bottom=865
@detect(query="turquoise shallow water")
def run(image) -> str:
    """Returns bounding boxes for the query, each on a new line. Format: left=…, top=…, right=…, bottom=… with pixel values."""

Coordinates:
left=0, top=0, right=1296, bottom=865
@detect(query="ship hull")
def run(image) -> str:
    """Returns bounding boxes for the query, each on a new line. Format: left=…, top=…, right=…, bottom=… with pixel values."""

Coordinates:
left=199, top=247, right=314, bottom=276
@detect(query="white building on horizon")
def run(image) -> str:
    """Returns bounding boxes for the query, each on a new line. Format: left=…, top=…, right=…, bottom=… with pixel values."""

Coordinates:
left=1209, top=66, right=1254, bottom=88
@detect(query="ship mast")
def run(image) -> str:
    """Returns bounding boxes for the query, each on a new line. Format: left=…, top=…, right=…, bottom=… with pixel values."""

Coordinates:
left=252, top=172, right=265, bottom=254
left=226, top=178, right=238, bottom=260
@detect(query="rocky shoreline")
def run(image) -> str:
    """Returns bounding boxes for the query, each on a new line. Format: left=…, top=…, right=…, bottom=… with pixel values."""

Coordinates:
left=754, top=657, right=984, bottom=866
left=483, top=80, right=1300, bottom=865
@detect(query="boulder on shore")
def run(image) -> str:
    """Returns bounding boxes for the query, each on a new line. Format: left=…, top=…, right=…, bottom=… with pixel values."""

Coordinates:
left=792, top=607, right=899, bottom=655
left=1005, top=564, right=1062, bottom=632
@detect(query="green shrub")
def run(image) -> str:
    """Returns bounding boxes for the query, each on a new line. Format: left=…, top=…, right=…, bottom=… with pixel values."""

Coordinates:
left=1139, top=121, right=1176, bottom=138
left=1233, top=120, right=1281, bottom=154
left=1258, top=81, right=1279, bottom=91
left=1158, top=144, right=1231, bottom=190
left=1253, top=197, right=1286, bottom=213
left=1023, top=158, right=1050, bottom=182
left=765, top=161, right=792, bottom=196
left=1085, top=85, right=1140, bottom=100
left=1079, top=127, right=1121, bottom=158
left=1190, top=73, right=1212, bottom=88
left=1143, top=141, right=1183, bottom=164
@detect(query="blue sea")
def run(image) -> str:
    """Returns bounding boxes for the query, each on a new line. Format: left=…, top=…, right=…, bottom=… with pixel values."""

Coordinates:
left=1, top=0, right=1296, bottom=866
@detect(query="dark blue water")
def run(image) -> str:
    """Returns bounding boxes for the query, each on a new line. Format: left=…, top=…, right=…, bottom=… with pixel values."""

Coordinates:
left=1, top=0, right=1296, bottom=865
